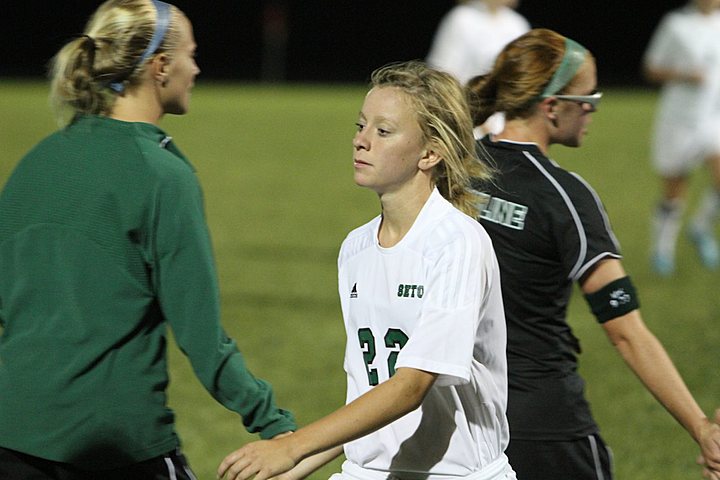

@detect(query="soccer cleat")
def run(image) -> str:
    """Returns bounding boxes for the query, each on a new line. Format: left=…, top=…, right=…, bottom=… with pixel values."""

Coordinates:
left=688, top=226, right=720, bottom=270
left=651, top=251, right=674, bottom=276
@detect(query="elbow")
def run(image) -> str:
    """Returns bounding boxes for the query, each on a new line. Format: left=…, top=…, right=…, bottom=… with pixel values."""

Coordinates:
left=393, top=368, right=437, bottom=411
left=603, top=313, right=653, bottom=358
left=604, top=318, right=629, bottom=347
left=402, top=380, right=434, bottom=412
left=642, top=65, right=661, bottom=85
left=406, top=387, right=430, bottom=411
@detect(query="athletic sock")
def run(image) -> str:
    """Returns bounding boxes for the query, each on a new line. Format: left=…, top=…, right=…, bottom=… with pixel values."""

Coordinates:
left=690, top=188, right=720, bottom=233
left=653, top=198, right=684, bottom=259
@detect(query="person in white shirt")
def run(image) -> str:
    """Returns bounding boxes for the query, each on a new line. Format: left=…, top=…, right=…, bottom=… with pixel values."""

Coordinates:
left=643, top=0, right=720, bottom=275
left=427, top=0, right=530, bottom=136
left=217, top=61, right=515, bottom=480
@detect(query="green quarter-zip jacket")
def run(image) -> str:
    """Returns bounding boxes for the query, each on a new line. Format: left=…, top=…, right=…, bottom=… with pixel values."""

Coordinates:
left=0, top=115, right=295, bottom=469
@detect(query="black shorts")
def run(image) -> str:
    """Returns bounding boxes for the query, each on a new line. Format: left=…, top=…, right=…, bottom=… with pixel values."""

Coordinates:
left=506, top=434, right=613, bottom=480
left=0, top=446, right=197, bottom=480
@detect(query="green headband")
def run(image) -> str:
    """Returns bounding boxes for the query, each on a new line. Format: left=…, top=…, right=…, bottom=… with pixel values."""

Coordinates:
left=541, top=37, right=588, bottom=97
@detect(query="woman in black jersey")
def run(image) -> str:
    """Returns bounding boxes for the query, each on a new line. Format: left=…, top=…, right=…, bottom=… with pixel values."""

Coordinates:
left=467, top=28, right=720, bottom=480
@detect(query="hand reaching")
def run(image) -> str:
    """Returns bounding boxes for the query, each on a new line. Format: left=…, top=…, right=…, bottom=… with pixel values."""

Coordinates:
left=697, top=409, right=720, bottom=480
left=218, top=434, right=298, bottom=480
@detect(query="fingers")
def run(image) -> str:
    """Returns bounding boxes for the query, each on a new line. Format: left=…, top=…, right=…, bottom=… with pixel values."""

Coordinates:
left=217, top=450, right=255, bottom=480
left=703, top=466, right=720, bottom=480
left=217, top=441, right=294, bottom=480
left=217, top=450, right=237, bottom=478
left=698, top=421, right=720, bottom=480
left=699, top=450, right=720, bottom=480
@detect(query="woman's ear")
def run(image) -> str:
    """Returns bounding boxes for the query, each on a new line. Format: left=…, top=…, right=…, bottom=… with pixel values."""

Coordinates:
left=540, top=97, right=558, bottom=121
left=418, top=145, right=442, bottom=172
left=152, top=53, right=170, bottom=86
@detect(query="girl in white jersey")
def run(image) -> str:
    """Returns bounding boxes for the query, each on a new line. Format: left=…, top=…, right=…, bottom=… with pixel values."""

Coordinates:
left=218, top=61, right=515, bottom=480
left=644, top=0, right=720, bottom=275
left=427, top=0, right=530, bottom=136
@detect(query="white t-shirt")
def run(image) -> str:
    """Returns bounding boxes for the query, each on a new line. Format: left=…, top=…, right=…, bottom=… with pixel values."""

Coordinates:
left=337, top=189, right=509, bottom=478
left=644, top=5, right=720, bottom=127
left=644, top=5, right=720, bottom=172
left=426, top=1, right=530, bottom=85
left=426, top=1, right=529, bottom=135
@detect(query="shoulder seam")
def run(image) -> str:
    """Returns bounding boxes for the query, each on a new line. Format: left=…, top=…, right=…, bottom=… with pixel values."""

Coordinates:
left=522, top=151, right=587, bottom=280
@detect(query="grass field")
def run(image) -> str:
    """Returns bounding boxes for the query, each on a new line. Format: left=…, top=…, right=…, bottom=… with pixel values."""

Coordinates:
left=1, top=80, right=719, bottom=479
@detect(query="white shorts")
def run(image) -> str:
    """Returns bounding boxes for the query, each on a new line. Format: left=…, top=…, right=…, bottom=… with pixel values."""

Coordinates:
left=329, top=455, right=516, bottom=480
left=652, top=117, right=720, bottom=177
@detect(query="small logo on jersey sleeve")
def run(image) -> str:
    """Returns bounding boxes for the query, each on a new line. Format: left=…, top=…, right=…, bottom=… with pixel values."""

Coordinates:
left=350, top=283, right=358, bottom=298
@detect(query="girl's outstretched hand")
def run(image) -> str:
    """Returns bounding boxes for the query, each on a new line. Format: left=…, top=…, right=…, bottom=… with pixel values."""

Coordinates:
left=218, top=433, right=297, bottom=480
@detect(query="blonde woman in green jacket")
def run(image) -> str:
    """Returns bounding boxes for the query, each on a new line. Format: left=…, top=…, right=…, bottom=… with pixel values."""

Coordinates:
left=0, top=1, right=295, bottom=479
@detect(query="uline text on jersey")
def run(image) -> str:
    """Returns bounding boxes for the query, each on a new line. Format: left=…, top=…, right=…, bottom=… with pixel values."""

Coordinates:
left=477, top=192, right=528, bottom=230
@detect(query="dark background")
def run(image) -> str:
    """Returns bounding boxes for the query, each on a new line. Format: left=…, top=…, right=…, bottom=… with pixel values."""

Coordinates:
left=2, top=1, right=686, bottom=85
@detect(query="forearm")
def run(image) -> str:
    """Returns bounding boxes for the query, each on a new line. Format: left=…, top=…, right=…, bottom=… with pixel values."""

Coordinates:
left=608, top=315, right=708, bottom=441
left=211, top=342, right=296, bottom=437
left=272, top=446, right=344, bottom=480
left=644, top=64, right=703, bottom=85
left=588, top=261, right=720, bottom=473
left=288, top=368, right=436, bottom=461
left=218, top=368, right=437, bottom=480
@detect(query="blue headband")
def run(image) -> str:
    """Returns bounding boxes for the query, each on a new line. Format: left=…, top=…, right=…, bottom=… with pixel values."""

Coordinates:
left=540, top=37, right=588, bottom=97
left=110, top=0, right=172, bottom=93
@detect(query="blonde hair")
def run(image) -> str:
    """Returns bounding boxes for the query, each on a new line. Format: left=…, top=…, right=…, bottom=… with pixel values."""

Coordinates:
left=49, top=0, right=183, bottom=126
left=370, top=61, right=492, bottom=217
left=467, top=28, right=594, bottom=126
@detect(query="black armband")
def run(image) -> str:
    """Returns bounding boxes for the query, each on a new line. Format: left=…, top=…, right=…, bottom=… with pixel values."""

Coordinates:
left=583, top=276, right=640, bottom=323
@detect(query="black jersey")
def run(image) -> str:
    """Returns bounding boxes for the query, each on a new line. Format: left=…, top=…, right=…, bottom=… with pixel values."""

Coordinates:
left=475, top=137, right=621, bottom=440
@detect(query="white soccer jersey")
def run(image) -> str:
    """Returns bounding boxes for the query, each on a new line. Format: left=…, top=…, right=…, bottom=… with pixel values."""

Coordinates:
left=426, top=1, right=529, bottom=85
left=337, top=189, right=509, bottom=478
left=426, top=1, right=529, bottom=135
left=644, top=5, right=720, bottom=172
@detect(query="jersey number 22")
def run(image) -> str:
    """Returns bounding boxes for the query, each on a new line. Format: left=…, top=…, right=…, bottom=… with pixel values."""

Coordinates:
left=358, top=327, right=409, bottom=386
